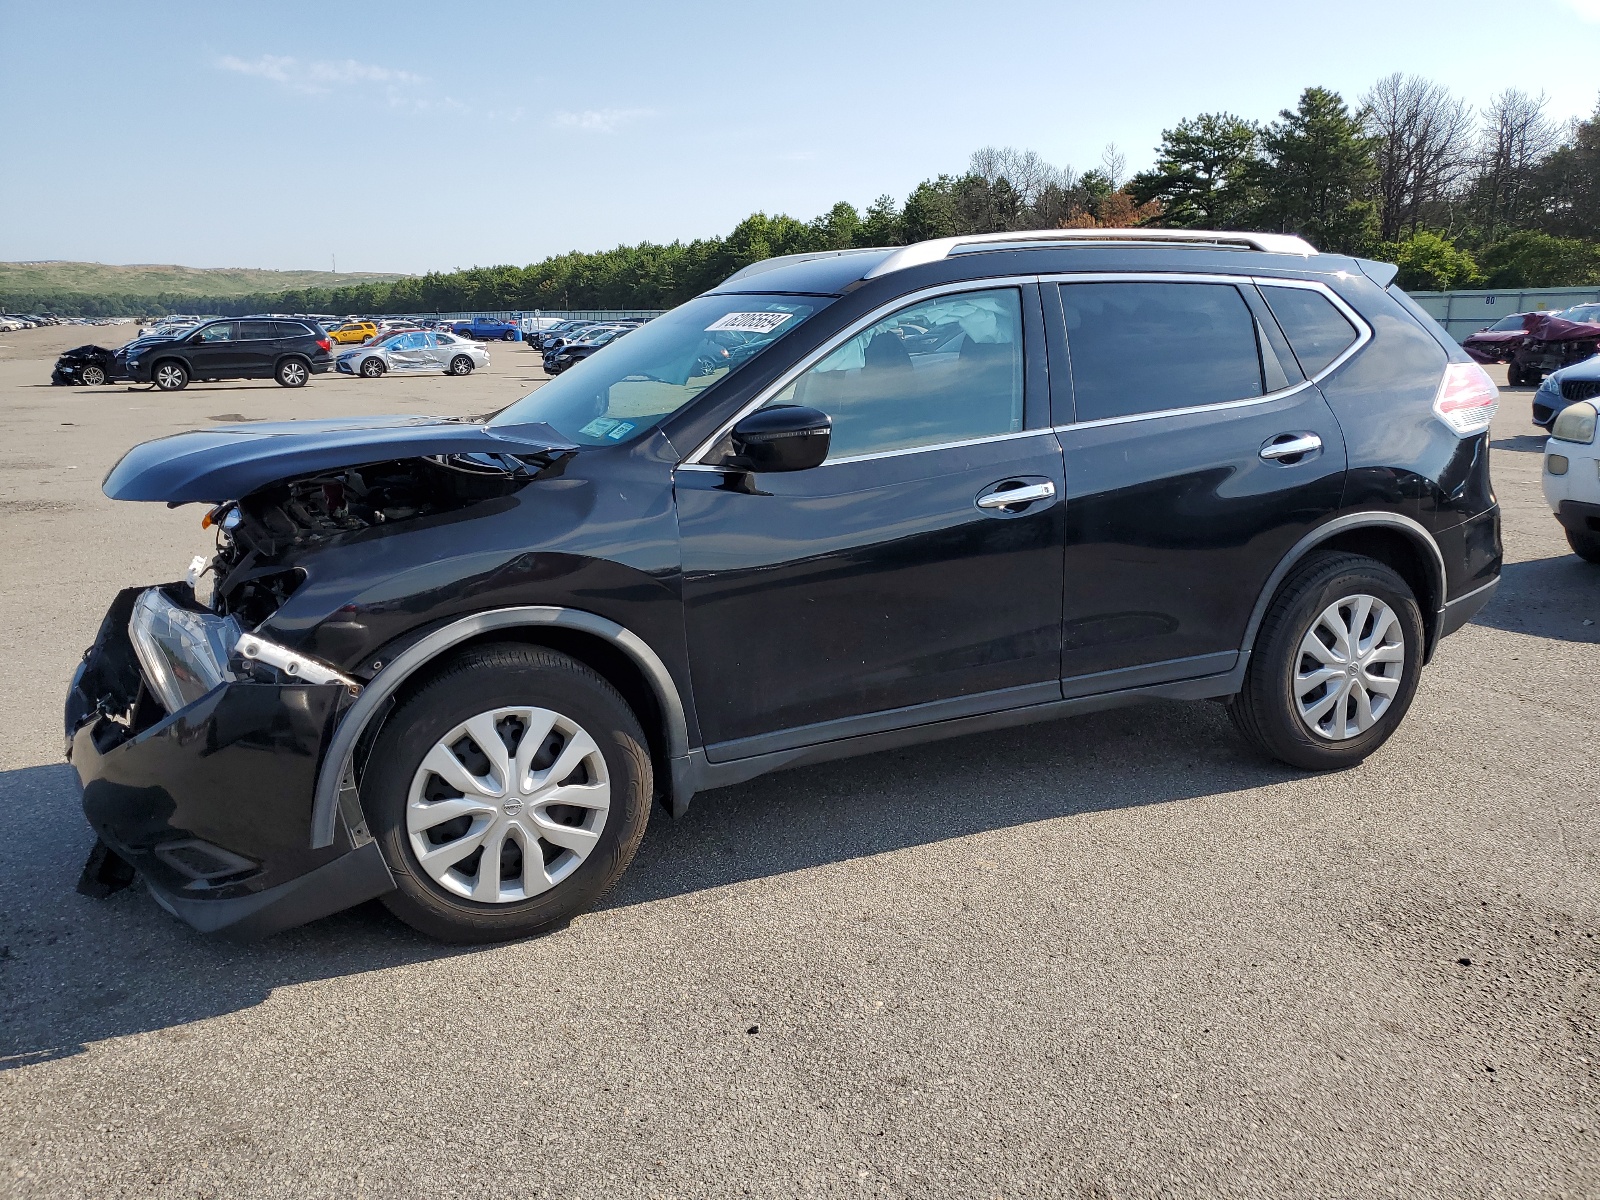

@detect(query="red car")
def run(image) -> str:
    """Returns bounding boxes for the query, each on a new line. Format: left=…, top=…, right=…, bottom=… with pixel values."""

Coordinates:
left=1509, top=304, right=1600, bottom=386
left=1461, top=312, right=1532, bottom=367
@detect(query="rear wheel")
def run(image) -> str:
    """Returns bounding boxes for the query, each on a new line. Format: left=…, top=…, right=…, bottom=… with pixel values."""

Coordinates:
left=1567, top=528, right=1600, bottom=564
left=275, top=357, right=310, bottom=387
left=152, top=360, right=188, bottom=391
left=364, top=643, right=652, bottom=943
left=1229, top=552, right=1424, bottom=770
left=448, top=354, right=474, bottom=376
left=359, top=356, right=385, bottom=378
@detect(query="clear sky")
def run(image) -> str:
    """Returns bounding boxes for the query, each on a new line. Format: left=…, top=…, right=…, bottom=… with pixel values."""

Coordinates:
left=2, top=0, right=1597, bottom=275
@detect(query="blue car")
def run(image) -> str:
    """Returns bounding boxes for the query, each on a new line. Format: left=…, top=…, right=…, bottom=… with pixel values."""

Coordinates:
left=1533, top=355, right=1600, bottom=429
left=450, top=317, right=521, bottom=342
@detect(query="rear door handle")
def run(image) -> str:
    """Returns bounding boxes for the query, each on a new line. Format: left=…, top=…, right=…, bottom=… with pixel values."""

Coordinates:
left=977, top=480, right=1056, bottom=509
left=1260, top=433, right=1322, bottom=462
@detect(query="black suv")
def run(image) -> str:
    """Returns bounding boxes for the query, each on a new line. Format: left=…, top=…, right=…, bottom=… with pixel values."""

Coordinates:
left=119, top=317, right=334, bottom=391
left=67, top=229, right=1503, bottom=943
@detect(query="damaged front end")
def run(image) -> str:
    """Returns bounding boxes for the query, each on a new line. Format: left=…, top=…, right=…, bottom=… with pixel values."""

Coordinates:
left=66, top=583, right=392, bottom=937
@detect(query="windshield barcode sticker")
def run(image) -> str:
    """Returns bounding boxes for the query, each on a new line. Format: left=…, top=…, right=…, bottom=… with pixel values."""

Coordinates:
left=705, top=312, right=793, bottom=334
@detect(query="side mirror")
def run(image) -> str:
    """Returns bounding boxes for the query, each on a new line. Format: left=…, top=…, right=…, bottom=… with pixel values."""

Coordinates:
left=730, top=405, right=831, bottom=472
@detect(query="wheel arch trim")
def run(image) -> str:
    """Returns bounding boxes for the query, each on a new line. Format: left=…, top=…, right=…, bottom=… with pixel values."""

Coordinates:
left=1239, top=511, right=1448, bottom=660
left=309, top=605, right=689, bottom=849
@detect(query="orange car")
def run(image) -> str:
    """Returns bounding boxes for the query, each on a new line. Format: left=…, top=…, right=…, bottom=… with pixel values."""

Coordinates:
left=329, top=320, right=379, bottom=345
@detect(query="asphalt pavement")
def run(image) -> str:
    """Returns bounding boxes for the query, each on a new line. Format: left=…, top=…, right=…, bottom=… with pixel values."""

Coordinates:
left=0, top=325, right=1594, bottom=1199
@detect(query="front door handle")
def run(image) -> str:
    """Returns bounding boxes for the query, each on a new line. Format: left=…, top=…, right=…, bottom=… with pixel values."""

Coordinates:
left=1260, top=433, right=1322, bottom=462
left=977, top=480, right=1056, bottom=509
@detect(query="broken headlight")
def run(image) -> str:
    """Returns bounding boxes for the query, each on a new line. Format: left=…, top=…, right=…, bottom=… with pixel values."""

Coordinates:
left=127, top=588, right=243, bottom=715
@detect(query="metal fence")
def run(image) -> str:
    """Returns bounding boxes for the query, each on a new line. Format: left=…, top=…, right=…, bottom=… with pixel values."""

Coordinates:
left=391, top=309, right=666, bottom=323
left=1407, top=286, right=1600, bottom=342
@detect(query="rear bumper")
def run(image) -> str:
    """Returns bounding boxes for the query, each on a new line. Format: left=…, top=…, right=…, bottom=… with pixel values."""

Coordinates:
left=65, top=585, right=393, bottom=938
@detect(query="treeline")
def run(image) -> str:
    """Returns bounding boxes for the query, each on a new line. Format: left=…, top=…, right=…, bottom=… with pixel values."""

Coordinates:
left=12, top=78, right=1598, bottom=318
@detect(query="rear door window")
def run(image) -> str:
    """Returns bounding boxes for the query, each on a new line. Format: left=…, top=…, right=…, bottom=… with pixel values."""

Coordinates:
left=1259, top=285, right=1359, bottom=376
left=239, top=320, right=276, bottom=340
left=1057, top=281, right=1278, bottom=422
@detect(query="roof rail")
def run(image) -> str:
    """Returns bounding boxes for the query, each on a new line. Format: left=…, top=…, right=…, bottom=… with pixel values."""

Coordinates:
left=862, top=228, right=1318, bottom=279
left=721, top=247, right=888, bottom=285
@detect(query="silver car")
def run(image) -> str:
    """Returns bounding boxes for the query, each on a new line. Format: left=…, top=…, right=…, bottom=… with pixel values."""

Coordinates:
left=337, top=330, right=490, bottom=378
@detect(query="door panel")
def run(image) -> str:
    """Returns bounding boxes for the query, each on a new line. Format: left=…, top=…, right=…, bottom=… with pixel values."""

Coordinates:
left=675, top=432, right=1066, bottom=757
left=1057, top=387, right=1346, bottom=683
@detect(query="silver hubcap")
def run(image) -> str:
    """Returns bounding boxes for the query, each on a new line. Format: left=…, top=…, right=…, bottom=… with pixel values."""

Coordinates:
left=282, top=362, right=305, bottom=383
left=1295, top=593, right=1406, bottom=740
left=407, top=706, right=610, bottom=903
left=156, top=365, right=183, bottom=388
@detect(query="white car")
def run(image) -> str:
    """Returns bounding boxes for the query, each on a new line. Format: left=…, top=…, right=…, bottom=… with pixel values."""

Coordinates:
left=1543, top=398, right=1600, bottom=563
left=336, top=329, right=490, bottom=378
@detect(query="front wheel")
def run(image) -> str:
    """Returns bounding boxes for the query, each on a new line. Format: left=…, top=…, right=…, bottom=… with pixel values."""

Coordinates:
left=152, top=360, right=188, bottom=391
left=502, top=330, right=516, bottom=341
left=363, top=643, right=652, bottom=943
left=448, top=354, right=474, bottom=376
left=1567, top=528, right=1600, bottom=564
left=80, top=364, right=107, bottom=386
left=1507, top=361, right=1525, bottom=387
left=275, top=357, right=310, bottom=387
left=1228, top=552, right=1424, bottom=770
left=359, top=356, right=385, bottom=378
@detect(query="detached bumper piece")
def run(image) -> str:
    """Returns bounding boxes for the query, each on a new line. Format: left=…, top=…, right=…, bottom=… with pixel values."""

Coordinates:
left=65, top=584, right=394, bottom=938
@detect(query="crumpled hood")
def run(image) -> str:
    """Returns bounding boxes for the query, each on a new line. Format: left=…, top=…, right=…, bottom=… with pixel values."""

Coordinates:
left=103, top=414, right=575, bottom=504
left=1524, top=313, right=1600, bottom=342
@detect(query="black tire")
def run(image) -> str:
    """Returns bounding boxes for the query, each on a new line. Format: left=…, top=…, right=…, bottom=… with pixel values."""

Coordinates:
left=1507, top=361, right=1525, bottom=387
left=359, top=356, right=385, bottom=378
left=1228, top=552, right=1425, bottom=771
left=80, top=364, right=107, bottom=386
left=275, top=356, right=310, bottom=388
left=448, top=354, right=474, bottom=376
left=502, top=330, right=516, bottom=341
left=1567, top=528, right=1600, bottom=564
left=151, top=359, right=188, bottom=391
left=364, top=643, right=652, bottom=943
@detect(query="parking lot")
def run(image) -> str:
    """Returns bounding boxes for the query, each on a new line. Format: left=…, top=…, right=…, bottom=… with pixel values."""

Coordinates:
left=0, top=321, right=1594, bottom=1197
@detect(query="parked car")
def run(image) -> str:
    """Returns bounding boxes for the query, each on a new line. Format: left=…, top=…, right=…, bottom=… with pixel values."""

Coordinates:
left=519, top=316, right=566, bottom=340
left=1509, top=306, right=1600, bottom=386
left=337, top=329, right=489, bottom=378
left=450, top=316, right=521, bottom=342
left=67, top=227, right=1502, bottom=943
left=330, top=320, right=380, bottom=345
left=1532, top=354, right=1600, bottom=429
left=529, top=320, right=600, bottom=351
left=51, top=343, right=124, bottom=386
left=1542, top=394, right=1600, bottom=562
left=118, top=317, right=333, bottom=391
left=1461, top=312, right=1533, bottom=366
left=542, top=324, right=631, bottom=374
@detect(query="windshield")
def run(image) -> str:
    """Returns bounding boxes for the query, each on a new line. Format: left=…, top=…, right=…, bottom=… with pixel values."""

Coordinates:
left=1489, top=314, right=1526, bottom=331
left=1566, top=304, right=1600, bottom=323
left=492, top=293, right=828, bottom=445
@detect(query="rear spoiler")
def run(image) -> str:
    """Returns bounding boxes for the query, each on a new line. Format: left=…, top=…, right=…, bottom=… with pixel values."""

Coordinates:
left=1355, top=258, right=1400, bottom=289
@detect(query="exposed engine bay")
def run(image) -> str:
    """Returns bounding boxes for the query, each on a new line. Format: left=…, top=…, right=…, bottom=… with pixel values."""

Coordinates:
left=206, top=449, right=571, bottom=625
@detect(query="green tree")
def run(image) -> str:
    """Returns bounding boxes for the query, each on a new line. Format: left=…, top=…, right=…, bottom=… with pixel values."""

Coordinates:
left=1129, top=112, right=1261, bottom=228
left=1477, top=230, right=1600, bottom=287
left=1379, top=231, right=1484, bottom=290
left=1531, top=99, right=1600, bottom=241
left=900, top=176, right=960, bottom=242
left=1252, top=87, right=1379, bottom=254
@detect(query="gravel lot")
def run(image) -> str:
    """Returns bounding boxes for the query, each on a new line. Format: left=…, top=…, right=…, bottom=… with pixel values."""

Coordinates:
left=0, top=323, right=1595, bottom=1199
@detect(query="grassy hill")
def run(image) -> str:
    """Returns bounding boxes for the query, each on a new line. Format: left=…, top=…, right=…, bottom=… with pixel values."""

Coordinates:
left=0, top=261, right=408, bottom=299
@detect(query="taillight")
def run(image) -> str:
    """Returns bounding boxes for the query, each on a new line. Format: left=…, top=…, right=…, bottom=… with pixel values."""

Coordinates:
left=316, top=337, right=331, bottom=352
left=1432, top=361, right=1500, bottom=436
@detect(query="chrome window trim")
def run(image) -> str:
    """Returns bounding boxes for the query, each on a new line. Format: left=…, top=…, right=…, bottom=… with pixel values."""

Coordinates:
left=677, top=426, right=1054, bottom=472
left=1043, top=272, right=1373, bottom=430
left=684, top=276, right=1040, bottom=466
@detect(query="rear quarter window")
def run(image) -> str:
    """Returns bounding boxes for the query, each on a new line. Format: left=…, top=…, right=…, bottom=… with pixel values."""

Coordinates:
left=1260, top=285, right=1359, bottom=376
